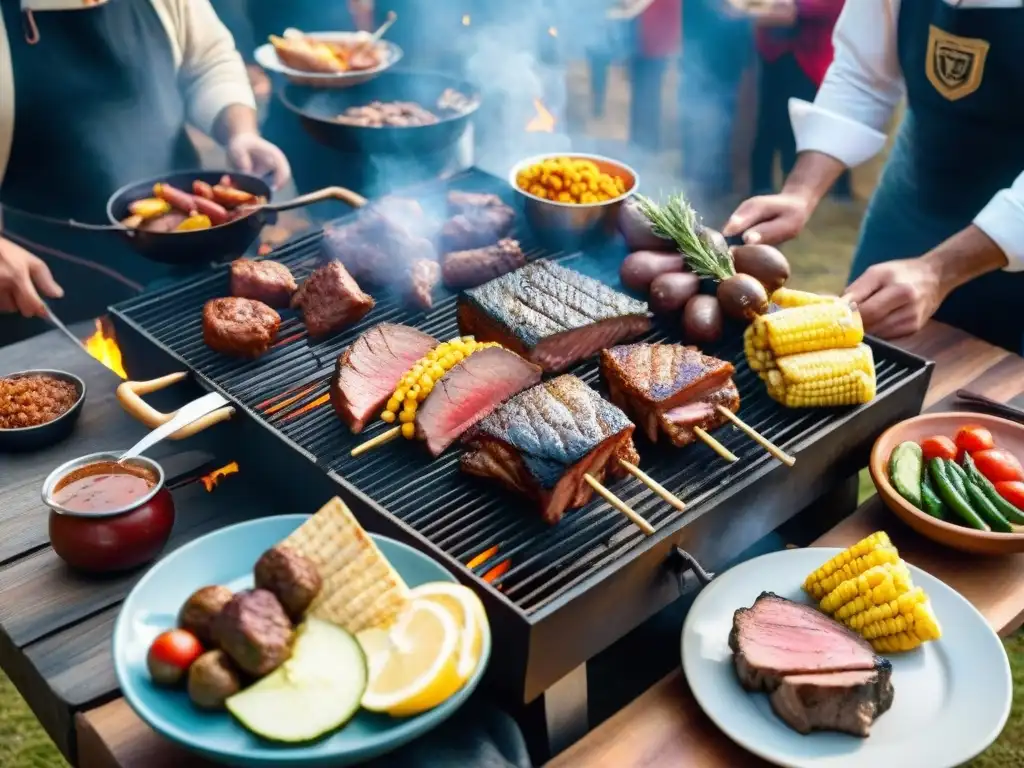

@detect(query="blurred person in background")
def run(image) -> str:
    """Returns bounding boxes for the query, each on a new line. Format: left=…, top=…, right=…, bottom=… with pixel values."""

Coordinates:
left=725, top=0, right=1024, bottom=352
left=744, top=0, right=850, bottom=197
left=0, top=0, right=289, bottom=346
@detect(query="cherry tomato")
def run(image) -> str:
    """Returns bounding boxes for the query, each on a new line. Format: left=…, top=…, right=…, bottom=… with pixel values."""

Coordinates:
left=995, top=480, right=1024, bottom=510
left=972, top=448, right=1024, bottom=484
left=920, top=435, right=958, bottom=462
left=954, top=425, right=995, bottom=457
left=147, top=628, right=203, bottom=686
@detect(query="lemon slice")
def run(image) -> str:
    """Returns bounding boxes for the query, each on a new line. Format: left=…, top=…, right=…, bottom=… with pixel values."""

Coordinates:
left=408, top=582, right=488, bottom=682
left=359, top=600, right=463, bottom=716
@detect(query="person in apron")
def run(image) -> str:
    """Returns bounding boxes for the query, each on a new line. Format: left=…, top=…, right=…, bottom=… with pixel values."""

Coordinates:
left=0, top=0, right=290, bottom=347
left=722, top=0, right=1024, bottom=352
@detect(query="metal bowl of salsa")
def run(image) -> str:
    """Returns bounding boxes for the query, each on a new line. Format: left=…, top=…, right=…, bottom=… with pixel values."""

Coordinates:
left=42, top=452, right=175, bottom=573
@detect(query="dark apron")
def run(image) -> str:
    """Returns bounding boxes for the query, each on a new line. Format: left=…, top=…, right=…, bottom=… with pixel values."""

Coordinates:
left=0, top=0, right=200, bottom=345
left=850, top=0, right=1024, bottom=352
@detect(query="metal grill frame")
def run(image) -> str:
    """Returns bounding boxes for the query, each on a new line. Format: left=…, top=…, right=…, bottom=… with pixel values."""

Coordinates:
left=109, top=169, right=935, bottom=704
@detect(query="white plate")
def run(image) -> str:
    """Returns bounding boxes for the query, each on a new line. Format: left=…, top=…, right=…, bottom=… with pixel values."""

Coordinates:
left=254, top=32, right=402, bottom=88
left=681, top=548, right=1011, bottom=768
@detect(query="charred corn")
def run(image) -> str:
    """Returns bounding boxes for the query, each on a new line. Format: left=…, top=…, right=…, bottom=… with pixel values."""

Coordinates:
left=803, top=532, right=898, bottom=601
left=380, top=337, right=501, bottom=435
left=746, top=301, right=863, bottom=372
left=763, top=345, right=876, bottom=408
left=770, top=287, right=840, bottom=309
left=820, top=561, right=913, bottom=618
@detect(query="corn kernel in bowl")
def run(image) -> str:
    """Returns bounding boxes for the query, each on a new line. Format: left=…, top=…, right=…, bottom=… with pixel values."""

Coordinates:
left=515, top=157, right=630, bottom=204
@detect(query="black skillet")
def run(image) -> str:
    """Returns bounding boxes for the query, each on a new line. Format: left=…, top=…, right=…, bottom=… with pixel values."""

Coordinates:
left=278, top=69, right=480, bottom=156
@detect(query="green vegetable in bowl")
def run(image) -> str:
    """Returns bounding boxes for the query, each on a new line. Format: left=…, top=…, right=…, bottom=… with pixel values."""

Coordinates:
left=889, top=441, right=924, bottom=510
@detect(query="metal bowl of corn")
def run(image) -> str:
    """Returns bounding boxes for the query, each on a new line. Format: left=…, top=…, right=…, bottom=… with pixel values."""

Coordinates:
left=509, top=153, right=637, bottom=250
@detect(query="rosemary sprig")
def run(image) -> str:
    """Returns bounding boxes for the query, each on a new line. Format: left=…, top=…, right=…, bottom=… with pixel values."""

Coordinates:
left=633, top=194, right=735, bottom=281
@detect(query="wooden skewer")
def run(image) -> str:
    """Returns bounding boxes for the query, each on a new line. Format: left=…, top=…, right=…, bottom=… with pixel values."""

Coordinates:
left=351, top=426, right=400, bottom=457
left=618, top=459, right=685, bottom=512
left=583, top=474, right=656, bottom=536
left=716, top=405, right=796, bottom=467
left=694, top=427, right=738, bottom=463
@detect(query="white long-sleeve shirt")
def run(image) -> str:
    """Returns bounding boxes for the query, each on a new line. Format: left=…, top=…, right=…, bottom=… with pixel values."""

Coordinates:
left=789, top=0, right=1024, bottom=271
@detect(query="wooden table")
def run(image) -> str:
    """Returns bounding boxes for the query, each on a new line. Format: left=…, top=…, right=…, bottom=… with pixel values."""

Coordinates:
left=6, top=321, right=1024, bottom=768
left=550, top=322, right=1024, bottom=768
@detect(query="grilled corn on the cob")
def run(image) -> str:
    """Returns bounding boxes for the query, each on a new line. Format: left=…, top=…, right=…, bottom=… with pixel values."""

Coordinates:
left=763, top=345, right=876, bottom=407
left=803, top=531, right=897, bottom=600
left=820, top=561, right=914, bottom=618
left=771, top=288, right=840, bottom=309
left=746, top=301, right=863, bottom=370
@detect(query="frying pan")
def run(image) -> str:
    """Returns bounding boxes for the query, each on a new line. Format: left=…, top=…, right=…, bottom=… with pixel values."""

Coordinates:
left=278, top=70, right=480, bottom=155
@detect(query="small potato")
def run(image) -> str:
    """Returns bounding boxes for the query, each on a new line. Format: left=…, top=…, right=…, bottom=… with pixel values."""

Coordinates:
left=717, top=273, right=770, bottom=321
left=649, top=272, right=700, bottom=314
left=682, top=295, right=724, bottom=344
left=620, top=250, right=684, bottom=292
left=731, top=244, right=791, bottom=293
left=139, top=212, right=187, bottom=233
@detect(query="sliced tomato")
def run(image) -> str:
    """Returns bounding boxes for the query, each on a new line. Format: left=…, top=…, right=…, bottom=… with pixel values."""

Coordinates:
left=972, top=448, right=1024, bottom=484
left=994, top=481, right=1024, bottom=510
left=920, top=435, right=958, bottom=462
left=954, top=425, right=995, bottom=457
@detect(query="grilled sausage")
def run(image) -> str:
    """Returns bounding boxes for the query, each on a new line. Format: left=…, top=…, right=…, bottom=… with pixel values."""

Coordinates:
left=212, top=185, right=258, bottom=208
left=193, top=180, right=215, bottom=200
left=153, top=183, right=197, bottom=214
left=219, top=174, right=234, bottom=188
left=189, top=195, right=230, bottom=226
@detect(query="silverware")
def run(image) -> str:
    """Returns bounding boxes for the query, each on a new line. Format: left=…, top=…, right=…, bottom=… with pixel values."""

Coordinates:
left=955, top=389, right=1024, bottom=424
left=41, top=302, right=90, bottom=353
left=118, top=391, right=229, bottom=463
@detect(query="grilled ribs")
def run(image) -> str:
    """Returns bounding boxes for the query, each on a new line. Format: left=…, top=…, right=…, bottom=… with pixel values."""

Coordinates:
left=291, top=261, right=374, bottom=338
left=330, top=324, right=438, bottom=433
left=442, top=190, right=515, bottom=251
left=601, top=343, right=739, bottom=447
left=459, top=260, right=651, bottom=373
left=461, top=375, right=639, bottom=524
left=230, top=259, right=297, bottom=308
left=441, top=239, right=525, bottom=289
left=415, top=346, right=542, bottom=457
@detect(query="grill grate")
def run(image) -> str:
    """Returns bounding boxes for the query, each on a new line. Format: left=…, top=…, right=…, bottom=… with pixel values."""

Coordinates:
left=114, top=168, right=918, bottom=615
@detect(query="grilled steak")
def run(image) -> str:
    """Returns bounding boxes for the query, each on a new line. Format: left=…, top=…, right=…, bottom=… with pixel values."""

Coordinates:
left=461, top=375, right=640, bottom=524
left=404, top=258, right=441, bottom=311
left=441, top=190, right=515, bottom=251
left=769, top=667, right=895, bottom=737
left=229, top=259, right=297, bottom=308
left=601, top=344, right=739, bottom=446
left=291, top=261, right=374, bottom=338
left=202, top=298, right=280, bottom=359
left=415, top=346, right=541, bottom=456
left=459, top=260, right=651, bottom=373
left=442, top=239, right=526, bottom=289
left=729, top=593, right=880, bottom=693
left=330, top=323, right=438, bottom=433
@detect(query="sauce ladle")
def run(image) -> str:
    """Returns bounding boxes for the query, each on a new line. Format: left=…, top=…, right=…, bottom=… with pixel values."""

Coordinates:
left=118, top=391, right=228, bottom=463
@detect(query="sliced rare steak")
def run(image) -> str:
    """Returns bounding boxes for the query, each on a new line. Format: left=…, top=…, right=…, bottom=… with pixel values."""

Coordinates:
left=659, top=382, right=740, bottom=447
left=459, top=260, right=651, bottom=373
left=729, top=592, right=880, bottom=693
left=330, top=324, right=438, bottom=433
left=414, top=346, right=542, bottom=457
left=461, top=375, right=640, bottom=524
left=769, top=666, right=895, bottom=737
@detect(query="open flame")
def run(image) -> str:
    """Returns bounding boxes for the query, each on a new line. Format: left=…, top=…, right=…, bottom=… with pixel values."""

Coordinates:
left=525, top=98, right=556, bottom=133
left=83, top=318, right=127, bottom=379
left=466, top=545, right=511, bottom=585
left=201, top=462, right=239, bottom=492
left=462, top=14, right=470, bottom=25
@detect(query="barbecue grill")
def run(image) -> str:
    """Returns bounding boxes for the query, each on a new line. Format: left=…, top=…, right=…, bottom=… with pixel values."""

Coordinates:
left=109, top=169, right=933, bottom=742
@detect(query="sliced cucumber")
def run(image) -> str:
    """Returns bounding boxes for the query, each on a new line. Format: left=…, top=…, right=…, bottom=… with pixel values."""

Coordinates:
left=227, top=618, right=367, bottom=743
left=889, top=441, right=924, bottom=510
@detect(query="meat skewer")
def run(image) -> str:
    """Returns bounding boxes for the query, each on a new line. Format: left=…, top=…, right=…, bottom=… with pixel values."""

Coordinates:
left=715, top=405, right=795, bottom=466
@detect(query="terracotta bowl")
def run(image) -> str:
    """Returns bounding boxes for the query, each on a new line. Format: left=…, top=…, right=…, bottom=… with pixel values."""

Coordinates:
left=870, top=411, right=1024, bottom=555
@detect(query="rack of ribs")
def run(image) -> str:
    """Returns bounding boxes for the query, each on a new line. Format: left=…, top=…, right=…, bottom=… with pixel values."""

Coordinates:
left=600, top=342, right=740, bottom=447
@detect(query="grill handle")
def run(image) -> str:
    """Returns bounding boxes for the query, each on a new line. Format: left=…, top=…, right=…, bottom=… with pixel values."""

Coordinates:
left=116, top=372, right=235, bottom=439
left=670, top=547, right=715, bottom=594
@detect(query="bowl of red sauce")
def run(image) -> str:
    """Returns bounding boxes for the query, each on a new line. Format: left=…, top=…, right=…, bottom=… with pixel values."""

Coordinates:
left=42, top=452, right=175, bottom=573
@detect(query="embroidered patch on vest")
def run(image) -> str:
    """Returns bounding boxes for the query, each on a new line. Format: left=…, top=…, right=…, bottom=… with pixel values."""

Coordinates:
left=926, top=25, right=990, bottom=102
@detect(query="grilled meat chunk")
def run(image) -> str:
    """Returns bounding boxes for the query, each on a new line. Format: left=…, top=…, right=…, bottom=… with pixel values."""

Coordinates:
left=230, top=259, right=297, bottom=308
left=729, top=592, right=881, bottom=693
left=415, top=346, right=542, bottom=456
left=442, top=239, right=526, bottom=289
left=459, top=260, right=651, bottom=372
left=214, top=589, right=293, bottom=677
left=202, top=297, right=280, bottom=358
left=441, top=190, right=515, bottom=251
left=291, top=261, right=374, bottom=338
left=601, top=343, right=739, bottom=446
left=331, top=323, right=438, bottom=432
left=179, top=586, right=234, bottom=647
left=769, top=667, right=895, bottom=737
left=405, top=258, right=441, bottom=310
left=254, top=545, right=322, bottom=621
left=461, top=375, right=639, bottom=524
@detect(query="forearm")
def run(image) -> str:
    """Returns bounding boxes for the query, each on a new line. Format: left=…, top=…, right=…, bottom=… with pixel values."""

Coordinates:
left=211, top=104, right=260, bottom=145
left=780, top=151, right=847, bottom=209
left=922, top=226, right=1008, bottom=296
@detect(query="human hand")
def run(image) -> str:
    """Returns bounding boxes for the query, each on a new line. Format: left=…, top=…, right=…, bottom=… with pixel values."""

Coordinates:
left=723, top=192, right=813, bottom=245
left=843, top=258, right=944, bottom=339
left=0, top=237, right=63, bottom=318
left=246, top=64, right=272, bottom=100
left=226, top=133, right=292, bottom=190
